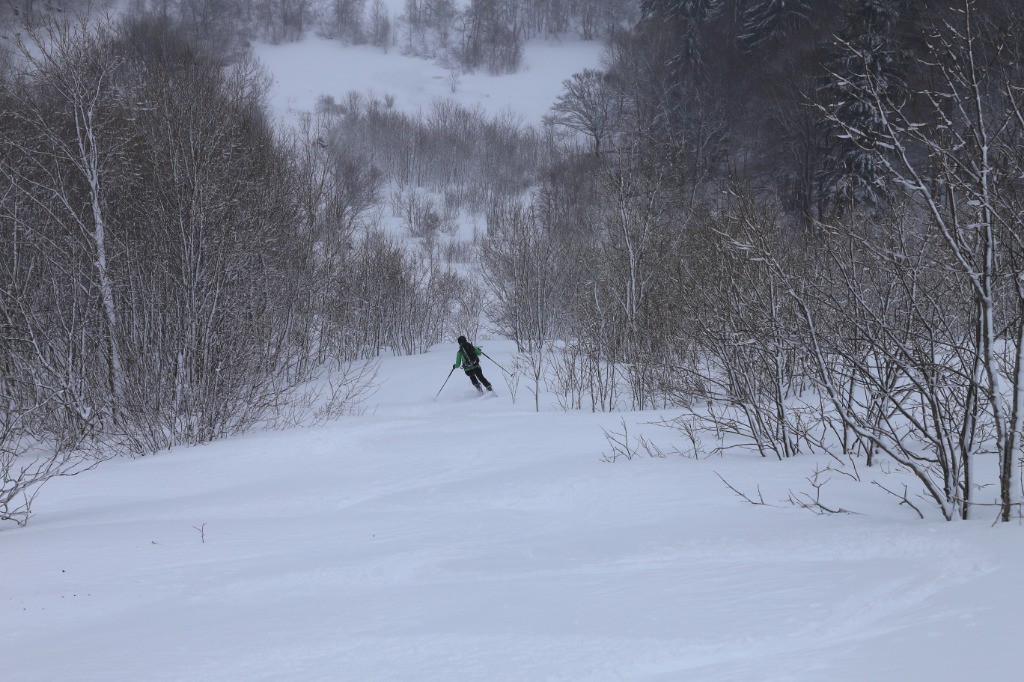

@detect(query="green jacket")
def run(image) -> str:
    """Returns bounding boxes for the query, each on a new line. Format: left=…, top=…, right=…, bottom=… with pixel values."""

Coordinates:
left=454, top=345, right=483, bottom=372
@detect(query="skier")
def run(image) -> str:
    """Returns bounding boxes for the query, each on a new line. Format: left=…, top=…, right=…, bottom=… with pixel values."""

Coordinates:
left=453, top=335, right=493, bottom=394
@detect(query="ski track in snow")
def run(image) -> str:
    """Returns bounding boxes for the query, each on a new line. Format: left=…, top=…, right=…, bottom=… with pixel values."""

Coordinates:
left=2, top=341, right=1019, bottom=681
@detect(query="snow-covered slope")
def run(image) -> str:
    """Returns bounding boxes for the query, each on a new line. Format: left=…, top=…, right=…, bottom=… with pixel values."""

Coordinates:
left=3, top=20, right=1021, bottom=682
left=254, top=36, right=605, bottom=122
left=3, top=341, right=1021, bottom=681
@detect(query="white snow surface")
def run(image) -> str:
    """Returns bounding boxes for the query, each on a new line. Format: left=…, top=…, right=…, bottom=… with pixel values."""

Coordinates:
left=254, top=35, right=605, bottom=123
left=3, top=341, right=1021, bottom=681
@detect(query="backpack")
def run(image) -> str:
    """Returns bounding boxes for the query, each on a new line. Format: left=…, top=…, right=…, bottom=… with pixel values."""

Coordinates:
left=460, top=341, right=480, bottom=369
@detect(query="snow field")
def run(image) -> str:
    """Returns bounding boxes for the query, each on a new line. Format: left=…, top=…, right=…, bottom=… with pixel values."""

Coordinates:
left=3, top=20, right=1020, bottom=682
left=255, top=36, right=606, bottom=125
left=3, top=341, right=1020, bottom=681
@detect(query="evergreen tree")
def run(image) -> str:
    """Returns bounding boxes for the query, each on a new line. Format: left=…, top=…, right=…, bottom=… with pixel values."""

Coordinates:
left=639, top=0, right=724, bottom=65
left=739, top=0, right=812, bottom=50
left=818, top=0, right=906, bottom=215
left=640, top=0, right=723, bottom=22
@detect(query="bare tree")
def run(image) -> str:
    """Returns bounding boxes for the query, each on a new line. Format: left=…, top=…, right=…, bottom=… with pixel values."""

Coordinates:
left=368, top=0, right=392, bottom=48
left=0, top=16, right=135, bottom=433
left=479, top=202, right=564, bottom=410
left=547, top=68, right=622, bottom=156
left=326, top=0, right=367, bottom=42
left=821, top=1, right=1024, bottom=521
left=459, top=0, right=523, bottom=74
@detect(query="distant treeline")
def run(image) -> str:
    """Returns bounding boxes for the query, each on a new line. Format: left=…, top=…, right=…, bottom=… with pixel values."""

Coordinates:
left=109, top=0, right=635, bottom=71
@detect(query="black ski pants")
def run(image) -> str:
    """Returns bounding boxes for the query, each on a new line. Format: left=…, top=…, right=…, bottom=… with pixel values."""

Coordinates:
left=465, top=366, right=492, bottom=391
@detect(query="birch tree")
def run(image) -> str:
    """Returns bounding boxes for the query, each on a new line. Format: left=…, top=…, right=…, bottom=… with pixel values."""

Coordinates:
left=0, top=17, right=135, bottom=429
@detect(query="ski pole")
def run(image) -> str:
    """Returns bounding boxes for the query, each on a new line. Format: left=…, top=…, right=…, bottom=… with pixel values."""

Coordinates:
left=481, top=352, right=510, bottom=375
left=434, top=367, right=456, bottom=400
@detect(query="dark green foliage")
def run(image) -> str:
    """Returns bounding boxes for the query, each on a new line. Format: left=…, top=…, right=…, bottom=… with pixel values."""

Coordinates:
left=640, top=0, right=723, bottom=22
left=817, top=0, right=907, bottom=215
left=604, top=0, right=1020, bottom=222
left=739, top=0, right=813, bottom=50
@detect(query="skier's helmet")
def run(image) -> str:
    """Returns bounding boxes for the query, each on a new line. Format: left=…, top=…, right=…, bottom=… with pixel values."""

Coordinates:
left=457, top=335, right=467, bottom=344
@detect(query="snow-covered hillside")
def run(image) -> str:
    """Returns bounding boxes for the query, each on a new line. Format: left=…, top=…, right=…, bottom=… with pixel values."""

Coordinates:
left=3, top=341, right=1021, bottom=680
left=250, top=0, right=607, bottom=123
left=3, top=15, right=1022, bottom=682
left=255, top=36, right=605, bottom=122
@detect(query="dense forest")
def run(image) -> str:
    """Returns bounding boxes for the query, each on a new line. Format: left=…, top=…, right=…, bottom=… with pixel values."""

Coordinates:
left=2, top=0, right=1023, bottom=524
